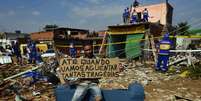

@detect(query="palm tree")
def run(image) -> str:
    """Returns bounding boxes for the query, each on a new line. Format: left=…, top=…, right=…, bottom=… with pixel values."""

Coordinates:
left=175, top=22, right=190, bottom=35
left=43, top=24, right=58, bottom=31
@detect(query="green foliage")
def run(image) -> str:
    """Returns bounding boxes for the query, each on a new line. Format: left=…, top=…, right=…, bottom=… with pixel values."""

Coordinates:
left=189, top=29, right=201, bottom=35
left=43, top=24, right=58, bottom=31
left=172, top=21, right=190, bottom=35
left=188, top=62, right=201, bottom=79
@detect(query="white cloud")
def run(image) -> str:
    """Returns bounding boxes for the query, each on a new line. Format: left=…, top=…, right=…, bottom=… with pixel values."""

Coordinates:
left=8, top=10, right=15, bottom=16
left=60, top=1, right=67, bottom=7
left=79, top=19, right=87, bottom=24
left=0, top=11, right=15, bottom=18
left=87, top=0, right=105, bottom=4
left=18, top=6, right=25, bottom=9
left=32, top=11, right=40, bottom=16
left=0, top=13, right=5, bottom=17
left=72, top=5, right=124, bottom=18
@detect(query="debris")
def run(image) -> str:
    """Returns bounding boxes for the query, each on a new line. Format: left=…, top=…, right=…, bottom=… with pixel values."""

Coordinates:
left=179, top=70, right=190, bottom=78
left=15, top=94, right=26, bottom=101
left=32, top=91, right=41, bottom=96
left=175, top=95, right=193, bottom=101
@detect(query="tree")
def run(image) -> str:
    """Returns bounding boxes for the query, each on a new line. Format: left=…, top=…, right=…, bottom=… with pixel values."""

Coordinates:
left=174, top=22, right=190, bottom=35
left=43, top=24, right=58, bottom=31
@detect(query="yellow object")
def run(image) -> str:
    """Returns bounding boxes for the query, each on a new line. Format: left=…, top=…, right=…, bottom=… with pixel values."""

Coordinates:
left=179, top=70, right=190, bottom=78
left=20, top=44, right=48, bottom=55
left=168, top=66, right=176, bottom=72
left=108, top=24, right=145, bottom=35
left=160, top=44, right=170, bottom=50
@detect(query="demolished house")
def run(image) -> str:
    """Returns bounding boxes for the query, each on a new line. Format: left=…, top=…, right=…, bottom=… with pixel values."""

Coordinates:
left=31, top=27, right=103, bottom=57
left=106, top=2, right=173, bottom=59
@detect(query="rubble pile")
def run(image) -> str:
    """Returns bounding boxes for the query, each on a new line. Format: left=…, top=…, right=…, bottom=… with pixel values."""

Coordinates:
left=0, top=64, right=33, bottom=81
left=0, top=62, right=56, bottom=101
left=0, top=60, right=201, bottom=101
left=99, top=62, right=166, bottom=89
left=0, top=78, right=56, bottom=101
left=99, top=61, right=201, bottom=101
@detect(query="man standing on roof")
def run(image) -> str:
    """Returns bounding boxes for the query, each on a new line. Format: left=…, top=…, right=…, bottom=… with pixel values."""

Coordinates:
left=123, top=7, right=130, bottom=24
left=126, top=7, right=130, bottom=24
left=71, top=43, right=102, bottom=101
left=123, top=9, right=127, bottom=24
left=133, top=0, right=139, bottom=7
left=131, top=9, right=138, bottom=24
left=156, top=33, right=172, bottom=72
left=143, top=8, right=149, bottom=22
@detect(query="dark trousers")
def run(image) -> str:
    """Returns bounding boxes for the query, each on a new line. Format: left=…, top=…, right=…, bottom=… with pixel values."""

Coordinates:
left=143, top=15, right=148, bottom=22
left=131, top=16, right=137, bottom=24
left=156, top=55, right=169, bottom=72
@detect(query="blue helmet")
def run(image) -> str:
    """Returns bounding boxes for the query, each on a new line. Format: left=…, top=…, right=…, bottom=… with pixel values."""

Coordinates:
left=163, top=33, right=170, bottom=40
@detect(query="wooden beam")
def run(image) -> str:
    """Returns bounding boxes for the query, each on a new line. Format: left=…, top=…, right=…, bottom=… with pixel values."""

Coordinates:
left=99, top=32, right=107, bottom=55
left=3, top=66, right=39, bottom=81
left=150, top=35, right=157, bottom=63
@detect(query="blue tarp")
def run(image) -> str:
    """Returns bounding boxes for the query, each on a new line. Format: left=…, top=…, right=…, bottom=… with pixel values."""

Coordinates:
left=54, top=83, right=145, bottom=101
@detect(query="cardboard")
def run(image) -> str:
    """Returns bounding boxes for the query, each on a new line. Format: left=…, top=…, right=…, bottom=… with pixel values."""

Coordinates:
left=59, top=58, right=120, bottom=78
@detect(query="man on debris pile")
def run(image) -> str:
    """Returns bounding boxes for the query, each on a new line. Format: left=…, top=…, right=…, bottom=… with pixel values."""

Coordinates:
left=71, top=43, right=102, bottom=101
left=156, top=33, right=172, bottom=72
left=27, top=40, right=37, bottom=64
left=13, top=41, right=22, bottom=65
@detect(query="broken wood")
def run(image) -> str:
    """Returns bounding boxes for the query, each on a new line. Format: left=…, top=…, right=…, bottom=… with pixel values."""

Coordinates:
left=3, top=66, right=39, bottom=81
left=168, top=57, right=187, bottom=66
left=150, top=35, right=157, bottom=63
left=52, top=41, right=66, bottom=84
left=99, top=31, right=107, bottom=55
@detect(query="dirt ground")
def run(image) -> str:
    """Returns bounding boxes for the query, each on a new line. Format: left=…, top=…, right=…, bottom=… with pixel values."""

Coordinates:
left=145, top=79, right=201, bottom=101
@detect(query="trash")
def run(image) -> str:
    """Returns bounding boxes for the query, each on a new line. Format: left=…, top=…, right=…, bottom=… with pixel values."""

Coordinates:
left=32, top=91, right=41, bottom=96
left=15, top=95, right=26, bottom=101
left=175, top=95, right=193, bottom=101
left=179, top=70, right=190, bottom=78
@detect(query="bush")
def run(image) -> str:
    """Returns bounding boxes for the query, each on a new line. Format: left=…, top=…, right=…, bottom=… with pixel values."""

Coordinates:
left=188, top=62, right=201, bottom=79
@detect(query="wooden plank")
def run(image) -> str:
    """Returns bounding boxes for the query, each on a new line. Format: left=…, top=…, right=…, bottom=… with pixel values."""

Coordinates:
left=59, top=58, right=120, bottom=79
left=3, top=66, right=39, bottom=81
left=53, top=41, right=66, bottom=84
left=168, top=57, right=187, bottom=66
left=150, top=35, right=157, bottom=62
left=99, top=32, right=107, bottom=55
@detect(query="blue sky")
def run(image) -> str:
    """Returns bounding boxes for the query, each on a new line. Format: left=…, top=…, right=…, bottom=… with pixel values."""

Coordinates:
left=0, top=0, right=201, bottom=33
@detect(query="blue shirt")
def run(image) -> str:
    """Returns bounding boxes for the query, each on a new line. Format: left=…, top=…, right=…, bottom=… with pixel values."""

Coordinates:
left=159, top=39, right=172, bottom=55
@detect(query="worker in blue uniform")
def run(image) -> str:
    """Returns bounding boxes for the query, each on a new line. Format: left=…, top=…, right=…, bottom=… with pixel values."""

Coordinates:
left=143, top=8, right=149, bottom=22
left=69, top=43, right=77, bottom=58
left=31, top=42, right=37, bottom=64
left=27, top=40, right=32, bottom=64
left=123, top=7, right=130, bottom=24
left=156, top=33, right=172, bottom=72
left=131, top=9, right=138, bottom=24
left=123, top=9, right=127, bottom=24
left=27, top=41, right=37, bottom=64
